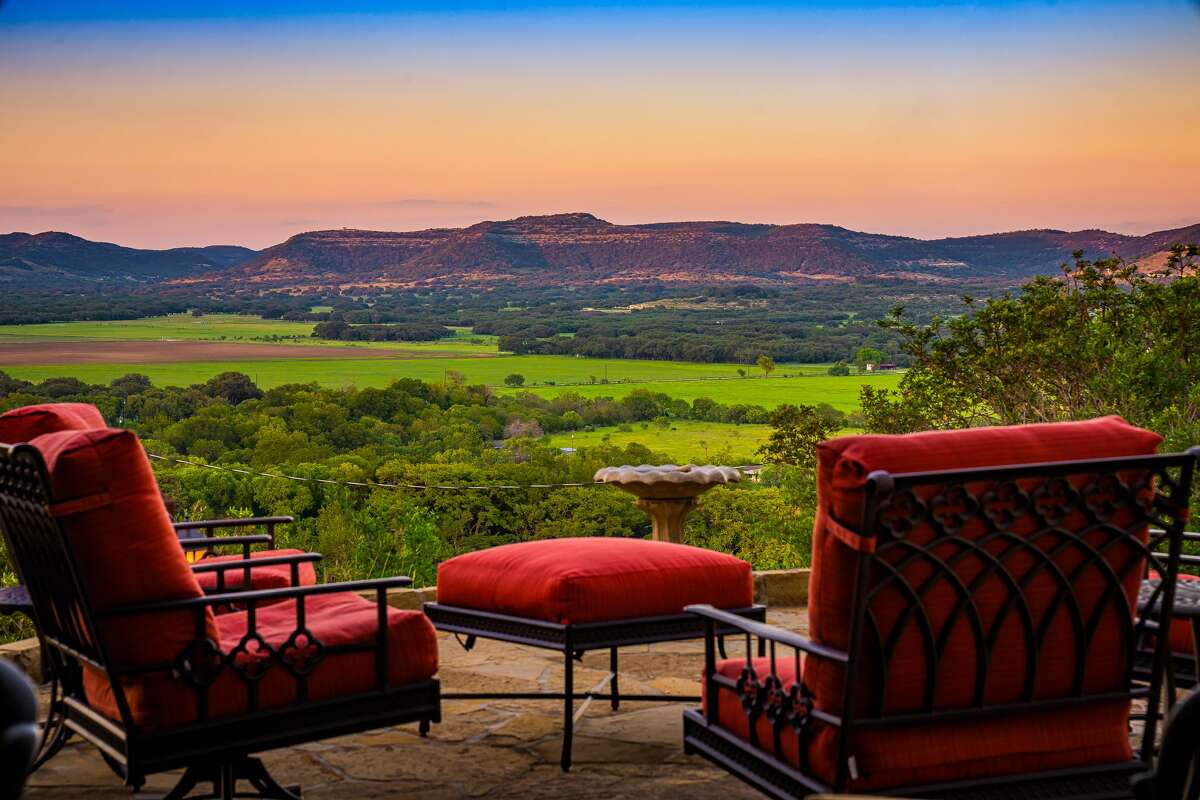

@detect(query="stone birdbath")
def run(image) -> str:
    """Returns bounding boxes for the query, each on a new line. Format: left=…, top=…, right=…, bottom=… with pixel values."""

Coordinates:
left=594, top=464, right=742, bottom=544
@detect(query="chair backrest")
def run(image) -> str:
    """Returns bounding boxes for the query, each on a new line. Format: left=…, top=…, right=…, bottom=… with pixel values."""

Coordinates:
left=0, top=402, right=106, bottom=442
left=0, top=430, right=217, bottom=728
left=805, top=416, right=1195, bottom=787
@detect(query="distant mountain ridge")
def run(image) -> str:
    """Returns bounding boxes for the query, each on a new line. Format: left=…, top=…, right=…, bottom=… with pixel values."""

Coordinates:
left=4, top=215, right=1198, bottom=290
left=191, top=213, right=1200, bottom=289
left=0, top=231, right=255, bottom=285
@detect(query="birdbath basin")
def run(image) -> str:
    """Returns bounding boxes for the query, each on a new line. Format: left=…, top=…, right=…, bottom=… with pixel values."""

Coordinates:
left=594, top=464, right=742, bottom=544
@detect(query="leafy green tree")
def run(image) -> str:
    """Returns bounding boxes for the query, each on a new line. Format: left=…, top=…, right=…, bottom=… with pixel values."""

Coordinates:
left=757, top=403, right=838, bottom=468
left=110, top=373, right=152, bottom=397
left=684, top=486, right=810, bottom=569
left=201, top=371, right=263, bottom=404
left=865, top=250, right=1200, bottom=431
left=504, top=373, right=526, bottom=387
left=756, top=355, right=776, bottom=378
left=854, top=346, right=884, bottom=373
left=827, top=361, right=851, bottom=376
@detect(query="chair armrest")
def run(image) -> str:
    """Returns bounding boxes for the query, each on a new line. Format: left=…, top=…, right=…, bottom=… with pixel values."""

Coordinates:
left=689, top=604, right=847, bottom=731
left=101, top=576, right=414, bottom=617
left=190, top=553, right=322, bottom=574
left=174, top=516, right=294, bottom=548
left=178, top=535, right=273, bottom=551
left=191, top=552, right=322, bottom=593
left=173, top=516, right=295, bottom=531
left=686, top=604, right=848, bottom=663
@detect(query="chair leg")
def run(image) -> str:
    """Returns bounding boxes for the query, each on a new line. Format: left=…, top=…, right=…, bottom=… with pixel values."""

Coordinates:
left=28, top=674, right=70, bottom=773
left=147, top=758, right=301, bottom=800
left=610, top=646, right=620, bottom=711
left=153, top=764, right=211, bottom=800
left=241, top=757, right=302, bottom=800
left=561, top=648, right=574, bottom=772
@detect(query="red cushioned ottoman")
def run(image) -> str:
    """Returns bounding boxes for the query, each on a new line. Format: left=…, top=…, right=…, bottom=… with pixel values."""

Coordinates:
left=426, top=536, right=762, bottom=771
left=436, top=537, right=754, bottom=624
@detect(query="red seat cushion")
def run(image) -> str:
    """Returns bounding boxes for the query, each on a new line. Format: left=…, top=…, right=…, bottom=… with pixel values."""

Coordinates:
left=704, top=656, right=1132, bottom=790
left=194, top=549, right=318, bottom=592
left=792, top=416, right=1163, bottom=790
left=437, top=537, right=753, bottom=624
left=0, top=403, right=105, bottom=442
left=29, top=428, right=217, bottom=670
left=83, top=592, right=439, bottom=730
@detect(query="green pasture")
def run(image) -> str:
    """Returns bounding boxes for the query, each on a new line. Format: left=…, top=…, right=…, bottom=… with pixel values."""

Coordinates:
left=6, top=357, right=899, bottom=410
left=512, top=373, right=900, bottom=412
left=546, top=421, right=773, bottom=464
left=0, top=313, right=902, bottom=409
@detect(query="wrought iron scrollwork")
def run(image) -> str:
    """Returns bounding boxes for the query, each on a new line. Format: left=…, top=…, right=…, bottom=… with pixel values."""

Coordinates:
left=280, top=629, right=325, bottom=677
left=736, top=664, right=764, bottom=717
left=228, top=632, right=274, bottom=682
left=876, top=489, right=924, bottom=538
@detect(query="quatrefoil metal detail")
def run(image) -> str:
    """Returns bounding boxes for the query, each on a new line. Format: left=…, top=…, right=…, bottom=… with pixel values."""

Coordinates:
left=1032, top=477, right=1079, bottom=526
left=174, top=637, right=224, bottom=687
left=877, top=490, right=925, bottom=538
left=280, top=630, right=325, bottom=676
left=229, top=632, right=274, bottom=682
left=981, top=481, right=1029, bottom=529
left=930, top=485, right=979, bottom=534
left=1082, top=474, right=1128, bottom=521
left=736, top=665, right=764, bottom=716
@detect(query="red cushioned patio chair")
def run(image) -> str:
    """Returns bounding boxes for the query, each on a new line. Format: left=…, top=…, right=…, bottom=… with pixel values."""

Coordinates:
left=683, top=417, right=1198, bottom=799
left=0, top=428, right=440, bottom=799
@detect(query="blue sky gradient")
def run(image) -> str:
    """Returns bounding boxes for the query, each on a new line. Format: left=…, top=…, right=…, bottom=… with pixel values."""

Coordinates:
left=1, top=0, right=1197, bottom=247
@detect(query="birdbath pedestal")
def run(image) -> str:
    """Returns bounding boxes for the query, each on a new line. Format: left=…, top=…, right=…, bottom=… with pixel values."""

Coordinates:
left=594, top=464, right=742, bottom=544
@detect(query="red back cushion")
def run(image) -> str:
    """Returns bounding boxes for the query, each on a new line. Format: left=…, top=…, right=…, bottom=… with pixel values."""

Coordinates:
left=805, top=416, right=1163, bottom=786
left=0, top=403, right=105, bottom=442
left=30, top=428, right=216, bottom=671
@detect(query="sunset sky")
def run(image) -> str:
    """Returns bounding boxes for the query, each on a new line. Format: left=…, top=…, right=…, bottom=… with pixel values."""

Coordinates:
left=1, top=0, right=1198, bottom=249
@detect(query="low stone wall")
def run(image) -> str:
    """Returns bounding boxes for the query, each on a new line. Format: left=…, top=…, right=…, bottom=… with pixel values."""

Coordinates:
left=2, top=568, right=811, bottom=681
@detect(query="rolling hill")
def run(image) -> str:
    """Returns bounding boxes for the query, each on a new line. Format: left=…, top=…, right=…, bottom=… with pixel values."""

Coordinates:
left=5, top=215, right=1197, bottom=290
left=0, top=232, right=255, bottom=285
left=185, top=214, right=1200, bottom=290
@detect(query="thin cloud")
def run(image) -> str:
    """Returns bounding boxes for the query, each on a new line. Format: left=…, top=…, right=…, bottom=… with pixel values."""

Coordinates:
left=0, top=203, right=112, bottom=219
left=353, top=198, right=497, bottom=210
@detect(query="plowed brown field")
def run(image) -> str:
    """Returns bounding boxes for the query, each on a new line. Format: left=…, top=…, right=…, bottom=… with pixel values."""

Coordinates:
left=0, top=341, right=493, bottom=364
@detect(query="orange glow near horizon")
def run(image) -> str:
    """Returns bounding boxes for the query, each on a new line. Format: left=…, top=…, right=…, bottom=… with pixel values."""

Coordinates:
left=2, top=2, right=1198, bottom=248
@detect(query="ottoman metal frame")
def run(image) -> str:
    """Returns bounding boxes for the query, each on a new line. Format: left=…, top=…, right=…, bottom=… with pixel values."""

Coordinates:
left=423, top=602, right=766, bottom=770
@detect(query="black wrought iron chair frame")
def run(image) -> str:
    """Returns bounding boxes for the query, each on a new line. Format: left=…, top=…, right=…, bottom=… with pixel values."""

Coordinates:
left=424, top=600, right=766, bottom=771
left=0, top=442, right=441, bottom=799
left=4, top=513, right=315, bottom=773
left=683, top=448, right=1199, bottom=800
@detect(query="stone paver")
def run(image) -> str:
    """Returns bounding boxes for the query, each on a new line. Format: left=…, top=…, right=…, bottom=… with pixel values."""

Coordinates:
left=25, top=608, right=807, bottom=799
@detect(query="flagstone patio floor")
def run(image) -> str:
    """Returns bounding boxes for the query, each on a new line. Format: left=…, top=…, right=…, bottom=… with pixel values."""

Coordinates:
left=26, top=608, right=808, bottom=799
